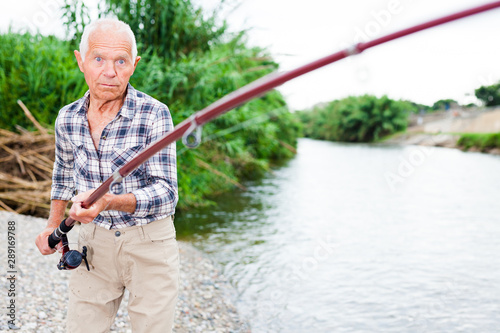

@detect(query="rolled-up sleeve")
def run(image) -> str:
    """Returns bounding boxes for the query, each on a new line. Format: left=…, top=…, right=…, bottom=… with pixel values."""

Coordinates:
left=51, top=117, right=75, bottom=201
left=132, top=105, right=178, bottom=217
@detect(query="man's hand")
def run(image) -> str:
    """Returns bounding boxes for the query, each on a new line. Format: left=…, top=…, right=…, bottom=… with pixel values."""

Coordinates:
left=69, top=189, right=137, bottom=224
left=69, top=189, right=111, bottom=224
left=35, top=227, right=62, bottom=255
left=35, top=199, right=68, bottom=255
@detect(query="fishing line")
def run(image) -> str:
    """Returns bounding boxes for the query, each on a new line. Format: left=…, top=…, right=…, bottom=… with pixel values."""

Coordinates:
left=177, top=105, right=290, bottom=156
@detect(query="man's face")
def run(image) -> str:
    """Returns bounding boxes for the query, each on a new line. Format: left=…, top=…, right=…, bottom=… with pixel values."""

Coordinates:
left=75, top=29, right=140, bottom=103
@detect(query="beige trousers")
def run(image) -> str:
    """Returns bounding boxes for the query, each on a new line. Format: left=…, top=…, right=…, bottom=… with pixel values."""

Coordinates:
left=66, top=216, right=179, bottom=333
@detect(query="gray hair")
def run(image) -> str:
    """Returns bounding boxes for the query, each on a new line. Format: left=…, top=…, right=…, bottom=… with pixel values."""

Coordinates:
left=79, top=18, right=138, bottom=61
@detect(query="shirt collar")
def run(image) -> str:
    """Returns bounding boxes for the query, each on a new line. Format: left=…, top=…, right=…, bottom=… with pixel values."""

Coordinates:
left=119, top=83, right=137, bottom=120
left=75, top=91, right=90, bottom=118
left=75, top=83, right=137, bottom=120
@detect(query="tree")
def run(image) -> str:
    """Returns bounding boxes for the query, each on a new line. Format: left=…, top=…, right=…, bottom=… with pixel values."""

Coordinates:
left=297, top=95, right=413, bottom=143
left=432, top=99, right=458, bottom=111
left=475, top=82, right=500, bottom=107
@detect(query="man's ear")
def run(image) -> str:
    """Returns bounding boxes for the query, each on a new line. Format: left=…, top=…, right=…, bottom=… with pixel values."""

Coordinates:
left=74, top=50, right=84, bottom=73
left=134, top=56, right=141, bottom=69
left=130, top=56, right=141, bottom=77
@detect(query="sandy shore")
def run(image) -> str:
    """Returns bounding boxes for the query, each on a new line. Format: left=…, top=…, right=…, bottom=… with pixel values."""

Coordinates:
left=384, top=107, right=500, bottom=154
left=0, top=211, right=250, bottom=332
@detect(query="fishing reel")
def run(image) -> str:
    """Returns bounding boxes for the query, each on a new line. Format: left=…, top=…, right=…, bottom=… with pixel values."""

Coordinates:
left=57, top=233, right=90, bottom=271
left=52, top=230, right=90, bottom=271
left=49, top=219, right=90, bottom=271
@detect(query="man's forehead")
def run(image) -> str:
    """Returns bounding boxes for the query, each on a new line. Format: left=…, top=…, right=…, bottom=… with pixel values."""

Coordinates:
left=89, top=48, right=131, bottom=59
left=89, top=29, right=132, bottom=48
left=87, top=30, right=133, bottom=57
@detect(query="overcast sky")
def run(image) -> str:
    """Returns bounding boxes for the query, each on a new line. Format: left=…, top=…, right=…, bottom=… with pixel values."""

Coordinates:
left=2, top=0, right=499, bottom=110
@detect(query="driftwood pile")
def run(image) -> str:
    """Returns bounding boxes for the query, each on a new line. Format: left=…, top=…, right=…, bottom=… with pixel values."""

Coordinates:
left=0, top=101, right=55, bottom=217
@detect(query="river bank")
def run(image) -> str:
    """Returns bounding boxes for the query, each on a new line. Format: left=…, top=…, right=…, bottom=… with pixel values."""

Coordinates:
left=0, top=211, right=250, bottom=333
left=383, top=107, right=500, bottom=154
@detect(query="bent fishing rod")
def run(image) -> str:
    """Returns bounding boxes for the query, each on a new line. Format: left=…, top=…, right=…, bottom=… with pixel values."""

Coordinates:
left=48, top=1, right=500, bottom=270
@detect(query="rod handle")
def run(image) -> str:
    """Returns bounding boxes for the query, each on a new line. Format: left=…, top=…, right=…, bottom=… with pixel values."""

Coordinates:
left=48, top=219, right=74, bottom=249
left=48, top=232, right=60, bottom=249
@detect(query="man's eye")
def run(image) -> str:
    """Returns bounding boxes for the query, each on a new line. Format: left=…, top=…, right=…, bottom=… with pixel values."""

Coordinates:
left=95, top=57, right=102, bottom=62
left=117, top=59, right=125, bottom=65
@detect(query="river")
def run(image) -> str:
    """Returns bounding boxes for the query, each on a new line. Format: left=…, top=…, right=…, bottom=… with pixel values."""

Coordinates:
left=176, top=138, right=500, bottom=332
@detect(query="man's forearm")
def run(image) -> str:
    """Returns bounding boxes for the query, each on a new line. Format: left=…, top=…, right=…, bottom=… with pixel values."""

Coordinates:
left=104, top=193, right=137, bottom=214
left=47, top=199, right=70, bottom=229
left=68, top=191, right=136, bottom=224
left=131, top=178, right=177, bottom=217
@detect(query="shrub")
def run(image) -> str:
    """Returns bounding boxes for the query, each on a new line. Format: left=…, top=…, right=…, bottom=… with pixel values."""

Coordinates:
left=297, top=95, right=414, bottom=142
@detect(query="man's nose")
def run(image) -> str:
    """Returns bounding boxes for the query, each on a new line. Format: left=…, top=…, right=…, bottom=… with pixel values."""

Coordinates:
left=103, top=61, right=117, bottom=77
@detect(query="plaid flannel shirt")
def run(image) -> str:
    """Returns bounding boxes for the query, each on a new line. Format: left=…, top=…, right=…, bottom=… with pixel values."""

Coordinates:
left=51, top=84, right=178, bottom=229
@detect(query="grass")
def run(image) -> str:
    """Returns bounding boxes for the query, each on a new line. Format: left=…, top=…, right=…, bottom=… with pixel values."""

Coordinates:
left=457, top=133, right=500, bottom=151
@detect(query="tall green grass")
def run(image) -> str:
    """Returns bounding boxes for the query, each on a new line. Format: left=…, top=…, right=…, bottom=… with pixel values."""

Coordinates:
left=0, top=32, right=87, bottom=129
left=457, top=133, right=500, bottom=151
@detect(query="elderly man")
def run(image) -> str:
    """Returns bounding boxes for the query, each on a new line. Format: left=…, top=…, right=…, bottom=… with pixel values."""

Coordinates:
left=35, top=18, right=179, bottom=332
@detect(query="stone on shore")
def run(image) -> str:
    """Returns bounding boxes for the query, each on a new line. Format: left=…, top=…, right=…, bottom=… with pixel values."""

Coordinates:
left=0, top=211, right=250, bottom=332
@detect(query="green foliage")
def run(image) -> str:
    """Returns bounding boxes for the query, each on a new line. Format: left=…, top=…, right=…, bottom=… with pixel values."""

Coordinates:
left=100, top=0, right=226, bottom=61
left=0, top=0, right=300, bottom=210
left=432, top=99, right=457, bottom=111
left=457, top=133, right=500, bottom=151
left=125, top=32, right=300, bottom=207
left=463, top=102, right=478, bottom=108
left=61, top=0, right=92, bottom=43
left=409, top=101, right=430, bottom=113
left=0, top=32, right=87, bottom=130
left=297, top=95, right=413, bottom=143
left=475, top=81, right=500, bottom=107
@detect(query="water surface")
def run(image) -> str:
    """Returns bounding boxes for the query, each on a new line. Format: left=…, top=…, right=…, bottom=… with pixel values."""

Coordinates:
left=177, top=138, right=500, bottom=332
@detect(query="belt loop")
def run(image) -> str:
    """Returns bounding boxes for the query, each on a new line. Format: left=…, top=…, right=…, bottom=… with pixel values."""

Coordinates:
left=82, top=222, right=97, bottom=240
left=90, top=223, right=96, bottom=240
left=138, top=225, right=146, bottom=241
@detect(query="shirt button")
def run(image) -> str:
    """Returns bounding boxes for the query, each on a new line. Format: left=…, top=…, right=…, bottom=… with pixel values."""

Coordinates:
left=115, top=231, right=121, bottom=237
left=102, top=136, right=107, bottom=140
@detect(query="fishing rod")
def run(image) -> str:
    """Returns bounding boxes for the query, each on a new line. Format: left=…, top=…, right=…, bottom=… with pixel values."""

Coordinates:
left=48, top=1, right=500, bottom=270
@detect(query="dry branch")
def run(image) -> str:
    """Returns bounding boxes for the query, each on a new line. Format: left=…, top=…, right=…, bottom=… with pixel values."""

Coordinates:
left=0, top=103, right=55, bottom=217
left=195, top=158, right=247, bottom=191
left=17, top=100, right=49, bottom=135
